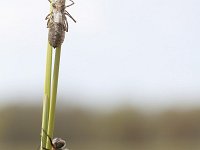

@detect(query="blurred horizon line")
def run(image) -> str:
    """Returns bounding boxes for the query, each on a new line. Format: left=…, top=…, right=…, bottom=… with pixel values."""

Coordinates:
left=1, top=93, right=200, bottom=112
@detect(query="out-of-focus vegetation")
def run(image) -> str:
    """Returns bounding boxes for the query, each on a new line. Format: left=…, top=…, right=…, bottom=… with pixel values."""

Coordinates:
left=1, top=103, right=200, bottom=150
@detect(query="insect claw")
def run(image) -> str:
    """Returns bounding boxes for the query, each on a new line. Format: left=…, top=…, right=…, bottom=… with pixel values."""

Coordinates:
left=66, top=0, right=75, bottom=7
left=65, top=11, right=76, bottom=23
left=45, top=14, right=50, bottom=20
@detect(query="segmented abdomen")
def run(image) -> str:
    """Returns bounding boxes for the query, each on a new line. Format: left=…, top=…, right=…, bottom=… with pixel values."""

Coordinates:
left=48, top=22, right=65, bottom=48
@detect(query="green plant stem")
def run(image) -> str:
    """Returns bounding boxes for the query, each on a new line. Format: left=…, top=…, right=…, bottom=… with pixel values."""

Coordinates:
left=41, top=43, right=53, bottom=149
left=41, top=0, right=53, bottom=149
left=46, top=47, right=62, bottom=149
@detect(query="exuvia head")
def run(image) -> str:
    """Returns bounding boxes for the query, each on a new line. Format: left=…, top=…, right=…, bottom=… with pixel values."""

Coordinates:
left=52, top=0, right=66, bottom=13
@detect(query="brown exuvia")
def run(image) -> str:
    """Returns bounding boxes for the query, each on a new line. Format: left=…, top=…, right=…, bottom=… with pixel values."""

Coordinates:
left=46, top=0, right=76, bottom=48
left=42, top=129, right=69, bottom=150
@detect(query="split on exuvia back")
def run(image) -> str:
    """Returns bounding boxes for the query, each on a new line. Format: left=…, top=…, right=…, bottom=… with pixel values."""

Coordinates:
left=46, top=0, right=76, bottom=48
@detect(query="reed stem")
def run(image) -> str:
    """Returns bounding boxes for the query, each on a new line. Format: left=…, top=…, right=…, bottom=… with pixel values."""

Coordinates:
left=41, top=43, right=53, bottom=149
left=46, top=47, right=62, bottom=149
left=40, top=1, right=53, bottom=149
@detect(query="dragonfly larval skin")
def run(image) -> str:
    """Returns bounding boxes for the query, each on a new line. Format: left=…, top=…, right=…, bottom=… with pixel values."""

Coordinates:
left=52, top=137, right=69, bottom=150
left=46, top=0, right=76, bottom=48
left=42, top=137, right=69, bottom=150
left=42, top=129, right=69, bottom=150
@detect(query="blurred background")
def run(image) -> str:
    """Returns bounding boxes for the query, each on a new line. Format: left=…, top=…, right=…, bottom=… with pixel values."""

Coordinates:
left=1, top=0, right=200, bottom=149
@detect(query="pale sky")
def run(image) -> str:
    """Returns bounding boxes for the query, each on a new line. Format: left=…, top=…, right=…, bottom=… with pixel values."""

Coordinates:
left=0, top=0, right=200, bottom=109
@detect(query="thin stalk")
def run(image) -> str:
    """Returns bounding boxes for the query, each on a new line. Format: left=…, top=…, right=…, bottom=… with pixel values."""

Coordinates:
left=41, top=43, right=53, bottom=149
left=41, top=1, right=53, bottom=149
left=46, top=47, right=62, bottom=149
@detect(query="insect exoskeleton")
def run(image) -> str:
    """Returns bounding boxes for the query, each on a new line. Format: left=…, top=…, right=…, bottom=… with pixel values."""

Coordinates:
left=52, top=137, right=68, bottom=150
left=42, top=129, right=69, bottom=150
left=45, top=0, right=76, bottom=48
